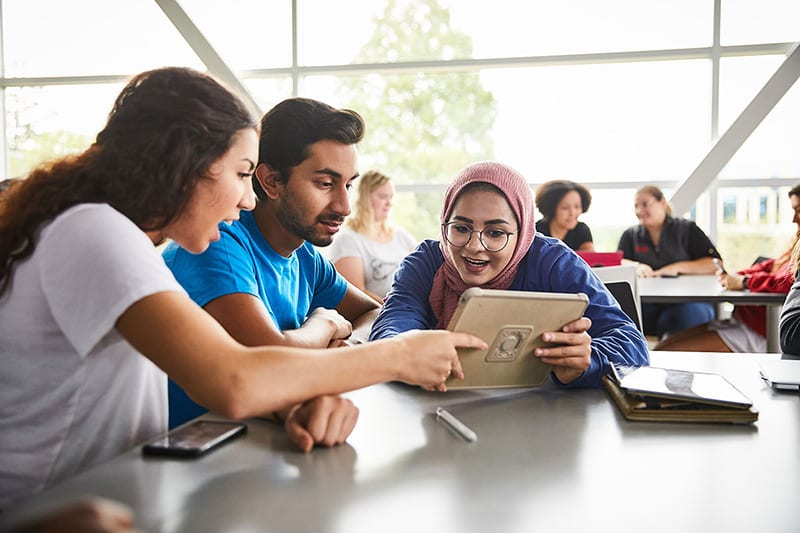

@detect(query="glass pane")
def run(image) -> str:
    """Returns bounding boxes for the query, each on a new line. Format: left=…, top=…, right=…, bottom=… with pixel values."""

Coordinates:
left=716, top=186, right=796, bottom=272
left=451, top=0, right=712, bottom=58
left=721, top=0, right=800, bottom=45
left=719, top=57, right=800, bottom=179
left=718, top=55, right=785, bottom=135
left=2, top=0, right=201, bottom=77
left=580, top=188, right=641, bottom=253
left=301, top=71, right=497, bottom=186
left=391, top=190, right=445, bottom=242
left=5, top=84, right=122, bottom=178
left=299, top=0, right=711, bottom=66
left=242, top=77, right=295, bottom=115
left=301, top=59, right=710, bottom=188
left=180, top=0, right=293, bottom=70
left=484, top=60, right=710, bottom=183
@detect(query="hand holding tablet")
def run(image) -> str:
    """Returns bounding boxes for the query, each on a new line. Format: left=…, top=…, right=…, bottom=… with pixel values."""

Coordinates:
left=445, top=288, right=589, bottom=389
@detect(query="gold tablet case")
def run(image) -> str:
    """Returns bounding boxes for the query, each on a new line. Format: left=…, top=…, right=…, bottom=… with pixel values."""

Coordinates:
left=446, top=288, right=589, bottom=389
left=603, top=375, right=759, bottom=425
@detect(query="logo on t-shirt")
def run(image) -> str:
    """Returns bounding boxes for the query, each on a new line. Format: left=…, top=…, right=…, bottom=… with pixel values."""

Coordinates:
left=370, top=259, right=397, bottom=281
left=635, top=245, right=650, bottom=254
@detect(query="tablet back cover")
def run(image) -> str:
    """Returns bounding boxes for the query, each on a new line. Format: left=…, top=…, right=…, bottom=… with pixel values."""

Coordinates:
left=446, top=288, right=588, bottom=389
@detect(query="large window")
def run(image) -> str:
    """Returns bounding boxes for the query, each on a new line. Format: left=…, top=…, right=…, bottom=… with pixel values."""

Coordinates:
left=1, top=0, right=798, bottom=269
left=1, top=0, right=201, bottom=76
left=298, top=0, right=713, bottom=64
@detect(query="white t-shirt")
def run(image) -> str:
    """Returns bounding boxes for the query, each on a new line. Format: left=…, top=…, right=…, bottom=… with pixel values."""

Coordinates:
left=327, top=226, right=417, bottom=300
left=0, top=204, right=185, bottom=509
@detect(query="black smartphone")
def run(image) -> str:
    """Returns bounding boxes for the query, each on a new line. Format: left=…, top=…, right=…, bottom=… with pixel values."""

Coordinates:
left=142, top=420, right=247, bottom=458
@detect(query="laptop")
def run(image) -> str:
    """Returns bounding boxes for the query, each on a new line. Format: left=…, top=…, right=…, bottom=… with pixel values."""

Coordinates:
left=577, top=251, right=623, bottom=267
left=759, top=360, right=800, bottom=391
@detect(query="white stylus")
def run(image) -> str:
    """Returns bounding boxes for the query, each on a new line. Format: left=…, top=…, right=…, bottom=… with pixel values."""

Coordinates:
left=435, top=407, right=478, bottom=442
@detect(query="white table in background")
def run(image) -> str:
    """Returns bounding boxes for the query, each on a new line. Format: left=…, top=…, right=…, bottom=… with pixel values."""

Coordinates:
left=639, top=274, right=786, bottom=352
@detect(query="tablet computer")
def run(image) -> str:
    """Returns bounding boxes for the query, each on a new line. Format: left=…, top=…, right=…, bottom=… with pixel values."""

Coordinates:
left=611, top=364, right=753, bottom=408
left=445, top=287, right=589, bottom=389
left=759, top=360, right=800, bottom=391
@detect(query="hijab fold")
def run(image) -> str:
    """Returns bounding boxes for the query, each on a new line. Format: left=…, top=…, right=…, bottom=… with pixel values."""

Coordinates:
left=429, top=161, right=536, bottom=328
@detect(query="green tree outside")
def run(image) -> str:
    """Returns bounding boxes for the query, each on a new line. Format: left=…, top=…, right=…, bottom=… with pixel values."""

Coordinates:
left=337, top=0, right=497, bottom=240
left=6, top=88, right=91, bottom=179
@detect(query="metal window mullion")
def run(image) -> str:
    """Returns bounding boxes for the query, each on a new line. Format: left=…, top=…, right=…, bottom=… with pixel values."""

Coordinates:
left=0, top=0, right=7, bottom=179
left=708, top=0, right=723, bottom=241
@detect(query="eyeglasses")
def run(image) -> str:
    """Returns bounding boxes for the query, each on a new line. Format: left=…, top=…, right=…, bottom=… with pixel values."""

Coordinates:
left=634, top=199, right=657, bottom=212
left=442, top=222, right=517, bottom=252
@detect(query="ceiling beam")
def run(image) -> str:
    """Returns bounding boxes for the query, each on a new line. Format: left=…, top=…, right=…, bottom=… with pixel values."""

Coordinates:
left=671, top=42, right=800, bottom=215
left=154, top=0, right=261, bottom=115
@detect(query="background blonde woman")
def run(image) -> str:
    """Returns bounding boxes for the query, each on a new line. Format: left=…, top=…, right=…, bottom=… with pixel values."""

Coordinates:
left=329, top=170, right=417, bottom=302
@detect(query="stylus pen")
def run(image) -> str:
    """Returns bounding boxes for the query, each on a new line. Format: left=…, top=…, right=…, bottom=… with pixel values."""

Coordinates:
left=435, top=407, right=478, bottom=442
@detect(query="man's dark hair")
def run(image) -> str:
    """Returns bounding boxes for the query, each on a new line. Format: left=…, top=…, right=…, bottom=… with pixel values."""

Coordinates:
left=253, top=97, right=365, bottom=199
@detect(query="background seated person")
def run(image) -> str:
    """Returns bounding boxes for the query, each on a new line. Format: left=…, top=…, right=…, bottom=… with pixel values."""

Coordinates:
left=370, top=161, right=648, bottom=388
left=534, top=179, right=594, bottom=252
left=617, top=185, right=721, bottom=339
left=658, top=184, right=800, bottom=352
left=329, top=169, right=417, bottom=303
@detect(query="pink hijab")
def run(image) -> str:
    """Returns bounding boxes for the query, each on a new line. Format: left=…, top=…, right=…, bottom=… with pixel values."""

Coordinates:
left=429, top=161, right=536, bottom=328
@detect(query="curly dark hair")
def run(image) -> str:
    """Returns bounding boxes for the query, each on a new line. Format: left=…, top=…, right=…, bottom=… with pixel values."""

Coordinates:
left=0, top=67, right=258, bottom=295
left=534, top=180, right=592, bottom=222
left=253, top=97, right=364, bottom=199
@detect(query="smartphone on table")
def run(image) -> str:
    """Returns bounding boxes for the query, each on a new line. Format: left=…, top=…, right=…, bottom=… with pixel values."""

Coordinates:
left=142, top=420, right=247, bottom=458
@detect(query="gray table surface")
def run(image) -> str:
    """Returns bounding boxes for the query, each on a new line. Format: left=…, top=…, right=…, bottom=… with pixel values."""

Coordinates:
left=639, top=274, right=786, bottom=352
left=2, top=352, right=798, bottom=533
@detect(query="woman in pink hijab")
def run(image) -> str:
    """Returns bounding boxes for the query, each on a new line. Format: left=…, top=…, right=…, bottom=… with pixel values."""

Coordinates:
left=370, top=161, right=648, bottom=389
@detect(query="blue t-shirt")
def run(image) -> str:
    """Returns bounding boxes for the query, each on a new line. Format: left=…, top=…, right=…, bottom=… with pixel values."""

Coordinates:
left=163, top=210, right=348, bottom=426
left=370, top=236, right=649, bottom=388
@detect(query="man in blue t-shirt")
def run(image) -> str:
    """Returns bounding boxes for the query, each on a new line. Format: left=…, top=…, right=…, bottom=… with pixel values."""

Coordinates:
left=164, top=98, right=378, bottom=451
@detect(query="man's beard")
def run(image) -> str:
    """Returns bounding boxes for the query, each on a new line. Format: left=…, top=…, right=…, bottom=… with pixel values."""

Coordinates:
left=277, top=206, right=345, bottom=247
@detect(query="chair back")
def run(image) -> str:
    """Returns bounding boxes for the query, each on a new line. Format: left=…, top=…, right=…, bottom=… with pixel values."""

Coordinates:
left=603, top=280, right=642, bottom=332
left=591, top=264, right=642, bottom=332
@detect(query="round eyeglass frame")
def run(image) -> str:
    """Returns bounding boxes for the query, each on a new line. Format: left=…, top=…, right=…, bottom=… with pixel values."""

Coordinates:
left=441, top=222, right=517, bottom=253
